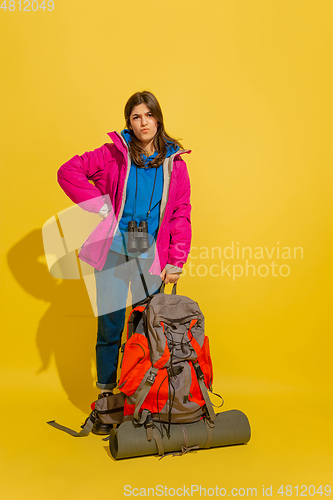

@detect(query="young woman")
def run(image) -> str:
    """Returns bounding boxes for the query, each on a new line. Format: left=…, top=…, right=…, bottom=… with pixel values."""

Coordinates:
left=57, top=90, right=192, bottom=433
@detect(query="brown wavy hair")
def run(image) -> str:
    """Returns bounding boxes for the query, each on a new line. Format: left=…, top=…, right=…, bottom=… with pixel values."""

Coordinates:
left=124, top=90, right=184, bottom=168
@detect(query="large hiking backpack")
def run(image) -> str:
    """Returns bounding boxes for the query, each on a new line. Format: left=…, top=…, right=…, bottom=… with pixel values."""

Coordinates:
left=118, top=283, right=217, bottom=426
left=48, top=284, right=251, bottom=458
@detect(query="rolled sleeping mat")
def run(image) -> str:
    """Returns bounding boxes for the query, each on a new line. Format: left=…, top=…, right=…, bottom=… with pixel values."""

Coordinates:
left=109, top=409, right=251, bottom=460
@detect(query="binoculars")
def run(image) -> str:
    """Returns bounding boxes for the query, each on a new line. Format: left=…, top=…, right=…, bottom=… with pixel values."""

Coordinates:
left=126, top=220, right=150, bottom=253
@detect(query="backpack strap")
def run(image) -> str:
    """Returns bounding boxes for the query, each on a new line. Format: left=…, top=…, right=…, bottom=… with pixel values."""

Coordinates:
left=127, top=304, right=147, bottom=340
left=204, top=416, right=215, bottom=448
left=145, top=416, right=165, bottom=456
left=158, top=424, right=200, bottom=459
left=193, top=362, right=216, bottom=423
left=151, top=428, right=164, bottom=456
left=135, top=257, right=149, bottom=298
left=133, top=367, right=159, bottom=422
left=182, top=362, right=192, bottom=404
left=159, top=282, right=177, bottom=295
left=47, top=410, right=96, bottom=437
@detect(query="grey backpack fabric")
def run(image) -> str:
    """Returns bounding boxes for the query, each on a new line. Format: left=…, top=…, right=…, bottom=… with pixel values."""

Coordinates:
left=118, top=283, right=219, bottom=426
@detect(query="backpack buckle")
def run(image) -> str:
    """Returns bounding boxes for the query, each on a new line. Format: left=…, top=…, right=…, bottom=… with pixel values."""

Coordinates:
left=194, top=362, right=204, bottom=381
left=144, top=413, right=154, bottom=428
left=146, top=372, right=156, bottom=385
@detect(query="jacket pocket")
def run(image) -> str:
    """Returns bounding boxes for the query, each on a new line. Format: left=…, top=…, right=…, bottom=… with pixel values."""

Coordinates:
left=118, top=333, right=152, bottom=396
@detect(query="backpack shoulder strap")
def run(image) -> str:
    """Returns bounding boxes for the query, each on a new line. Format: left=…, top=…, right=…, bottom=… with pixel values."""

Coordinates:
left=193, top=362, right=216, bottom=422
left=127, top=304, right=147, bottom=340
left=133, top=367, right=159, bottom=422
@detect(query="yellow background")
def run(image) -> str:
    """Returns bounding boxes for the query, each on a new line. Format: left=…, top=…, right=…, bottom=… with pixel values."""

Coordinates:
left=1, top=0, right=332, bottom=498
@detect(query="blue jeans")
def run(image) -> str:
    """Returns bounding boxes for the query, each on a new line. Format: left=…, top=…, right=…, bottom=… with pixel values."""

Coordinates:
left=94, top=250, right=162, bottom=390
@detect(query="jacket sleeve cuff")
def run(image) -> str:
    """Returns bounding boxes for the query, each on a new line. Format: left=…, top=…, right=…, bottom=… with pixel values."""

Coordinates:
left=164, top=263, right=183, bottom=275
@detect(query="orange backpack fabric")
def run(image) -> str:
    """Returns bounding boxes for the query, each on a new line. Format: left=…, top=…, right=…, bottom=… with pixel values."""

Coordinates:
left=118, top=290, right=215, bottom=425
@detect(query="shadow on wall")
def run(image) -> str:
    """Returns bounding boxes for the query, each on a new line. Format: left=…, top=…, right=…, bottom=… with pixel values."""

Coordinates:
left=7, top=228, right=98, bottom=413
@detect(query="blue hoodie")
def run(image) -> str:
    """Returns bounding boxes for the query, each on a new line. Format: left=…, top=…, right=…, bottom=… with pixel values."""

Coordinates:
left=109, top=129, right=180, bottom=257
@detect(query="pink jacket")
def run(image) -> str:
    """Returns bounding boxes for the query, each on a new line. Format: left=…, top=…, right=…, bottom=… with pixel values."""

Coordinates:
left=57, top=131, right=192, bottom=275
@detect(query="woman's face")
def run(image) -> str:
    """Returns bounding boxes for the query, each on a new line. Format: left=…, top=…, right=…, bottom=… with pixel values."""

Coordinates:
left=129, top=103, right=158, bottom=149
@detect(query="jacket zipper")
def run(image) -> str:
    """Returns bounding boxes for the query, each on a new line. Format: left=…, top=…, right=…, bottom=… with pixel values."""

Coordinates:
left=150, top=149, right=191, bottom=273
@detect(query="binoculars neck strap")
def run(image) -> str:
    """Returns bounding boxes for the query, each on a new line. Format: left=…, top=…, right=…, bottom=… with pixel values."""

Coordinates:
left=132, top=165, right=159, bottom=221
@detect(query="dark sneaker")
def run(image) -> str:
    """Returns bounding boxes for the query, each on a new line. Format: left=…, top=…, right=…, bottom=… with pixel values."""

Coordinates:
left=98, top=391, right=113, bottom=399
left=92, top=417, right=113, bottom=435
